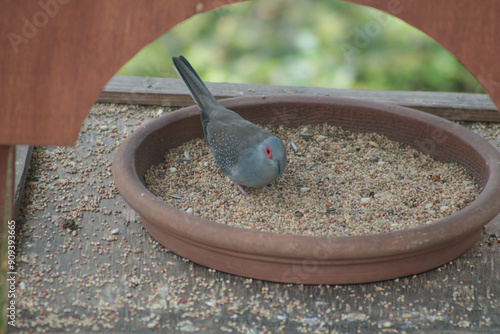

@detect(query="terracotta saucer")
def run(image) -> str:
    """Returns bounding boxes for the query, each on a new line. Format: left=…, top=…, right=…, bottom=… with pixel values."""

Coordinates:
left=112, top=95, right=500, bottom=284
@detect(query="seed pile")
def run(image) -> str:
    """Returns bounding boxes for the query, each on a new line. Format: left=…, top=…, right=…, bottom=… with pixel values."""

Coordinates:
left=145, top=124, right=480, bottom=237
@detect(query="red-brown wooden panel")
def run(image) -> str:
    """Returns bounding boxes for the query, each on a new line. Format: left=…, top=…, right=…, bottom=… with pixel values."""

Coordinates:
left=0, top=0, right=242, bottom=146
left=349, top=0, right=500, bottom=100
left=0, top=0, right=498, bottom=146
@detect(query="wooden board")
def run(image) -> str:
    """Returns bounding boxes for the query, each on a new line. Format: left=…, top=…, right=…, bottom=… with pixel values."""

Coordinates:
left=10, top=103, right=500, bottom=332
left=1, top=0, right=500, bottom=146
left=1, top=1, right=500, bottom=331
left=0, top=145, right=15, bottom=333
left=0, top=0, right=238, bottom=146
left=350, top=0, right=500, bottom=109
left=14, top=146, right=33, bottom=216
left=99, top=76, right=500, bottom=122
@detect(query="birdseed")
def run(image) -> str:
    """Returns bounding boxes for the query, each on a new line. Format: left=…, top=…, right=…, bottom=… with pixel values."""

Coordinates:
left=13, top=103, right=500, bottom=332
left=145, top=123, right=480, bottom=237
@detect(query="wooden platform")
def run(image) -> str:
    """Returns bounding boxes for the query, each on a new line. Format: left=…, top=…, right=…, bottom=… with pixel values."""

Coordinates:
left=10, top=79, right=500, bottom=333
left=99, top=76, right=500, bottom=122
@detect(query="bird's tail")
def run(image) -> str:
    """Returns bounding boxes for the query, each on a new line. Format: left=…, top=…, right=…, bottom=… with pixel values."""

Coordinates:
left=172, top=56, right=219, bottom=112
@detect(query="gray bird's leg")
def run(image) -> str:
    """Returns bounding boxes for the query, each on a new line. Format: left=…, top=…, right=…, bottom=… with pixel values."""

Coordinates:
left=234, top=183, right=249, bottom=197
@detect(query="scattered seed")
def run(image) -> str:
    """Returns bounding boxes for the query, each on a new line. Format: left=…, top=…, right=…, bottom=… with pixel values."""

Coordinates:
left=360, top=197, right=371, bottom=204
left=316, top=135, right=327, bottom=141
left=59, top=218, right=78, bottom=231
left=307, top=163, right=320, bottom=170
left=16, top=104, right=496, bottom=332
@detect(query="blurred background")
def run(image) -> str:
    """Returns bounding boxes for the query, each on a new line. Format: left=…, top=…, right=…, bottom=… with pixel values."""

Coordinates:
left=117, top=0, right=483, bottom=93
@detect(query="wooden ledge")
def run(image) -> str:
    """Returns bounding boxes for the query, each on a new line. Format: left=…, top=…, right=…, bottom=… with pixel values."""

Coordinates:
left=99, top=76, right=499, bottom=122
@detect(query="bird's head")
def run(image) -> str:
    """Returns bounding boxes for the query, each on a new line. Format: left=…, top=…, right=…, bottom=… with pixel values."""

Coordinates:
left=232, top=135, right=288, bottom=188
left=261, top=136, right=287, bottom=177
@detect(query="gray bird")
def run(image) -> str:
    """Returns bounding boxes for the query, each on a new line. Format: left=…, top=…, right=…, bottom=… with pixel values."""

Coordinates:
left=172, top=56, right=287, bottom=196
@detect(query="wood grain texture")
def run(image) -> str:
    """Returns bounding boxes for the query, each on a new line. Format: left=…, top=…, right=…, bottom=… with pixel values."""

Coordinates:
left=11, top=104, right=500, bottom=332
left=0, top=146, right=15, bottom=224
left=349, top=0, right=500, bottom=107
left=14, top=146, right=33, bottom=216
left=99, top=76, right=500, bottom=121
left=0, top=0, right=242, bottom=146
left=1, top=1, right=500, bottom=145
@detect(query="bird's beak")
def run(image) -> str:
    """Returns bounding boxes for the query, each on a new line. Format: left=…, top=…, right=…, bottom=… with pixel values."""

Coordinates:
left=276, top=154, right=287, bottom=176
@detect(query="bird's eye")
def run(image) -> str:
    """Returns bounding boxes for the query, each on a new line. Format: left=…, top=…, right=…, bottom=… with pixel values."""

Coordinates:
left=265, top=146, right=272, bottom=158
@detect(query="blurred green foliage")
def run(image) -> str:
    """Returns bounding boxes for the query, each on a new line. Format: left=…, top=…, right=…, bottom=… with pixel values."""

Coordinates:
left=118, top=0, right=482, bottom=93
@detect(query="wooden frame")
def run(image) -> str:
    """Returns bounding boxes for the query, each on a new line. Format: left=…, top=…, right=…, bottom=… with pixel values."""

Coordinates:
left=100, top=76, right=499, bottom=122
left=1, top=2, right=500, bottom=325
left=1, top=1, right=500, bottom=146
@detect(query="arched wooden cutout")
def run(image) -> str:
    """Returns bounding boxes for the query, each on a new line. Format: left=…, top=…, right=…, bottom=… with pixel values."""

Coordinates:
left=0, top=0, right=244, bottom=146
left=0, top=0, right=499, bottom=146
left=349, top=0, right=500, bottom=98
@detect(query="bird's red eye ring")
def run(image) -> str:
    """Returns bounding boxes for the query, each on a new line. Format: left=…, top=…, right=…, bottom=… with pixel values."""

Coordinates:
left=265, top=145, right=272, bottom=158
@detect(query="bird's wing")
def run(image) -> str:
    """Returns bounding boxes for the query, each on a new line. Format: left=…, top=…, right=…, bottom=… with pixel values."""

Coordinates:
left=205, top=116, right=272, bottom=173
